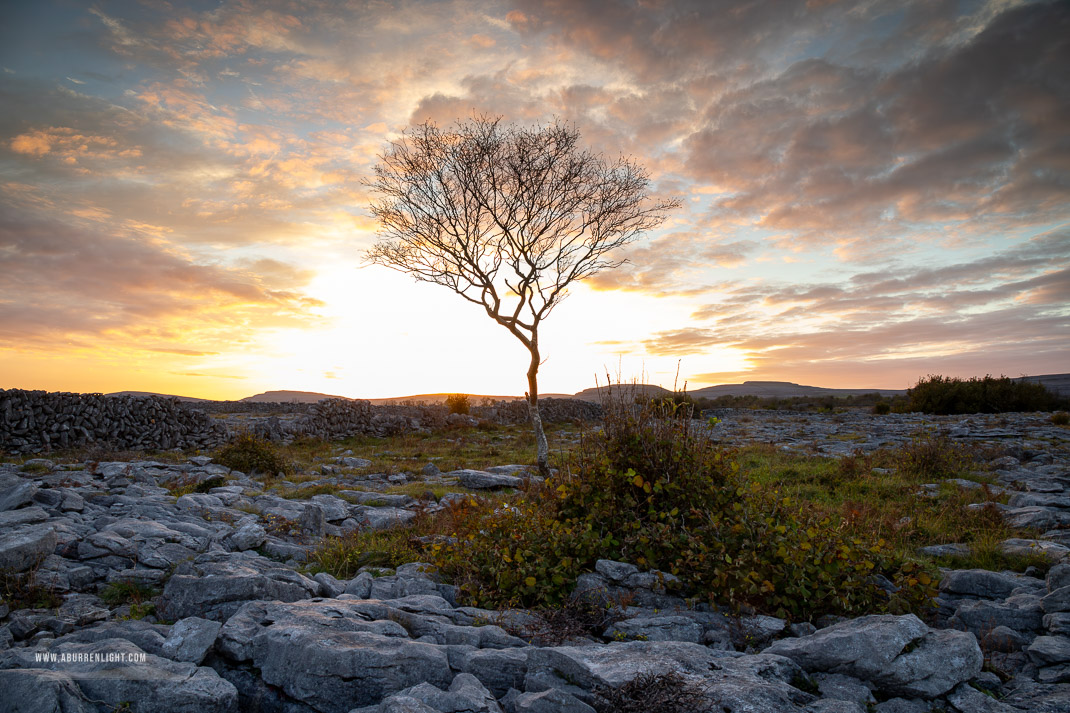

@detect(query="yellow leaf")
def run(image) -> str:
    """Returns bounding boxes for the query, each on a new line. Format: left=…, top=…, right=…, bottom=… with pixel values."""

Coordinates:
left=525, top=576, right=536, bottom=587
left=633, top=474, right=644, bottom=488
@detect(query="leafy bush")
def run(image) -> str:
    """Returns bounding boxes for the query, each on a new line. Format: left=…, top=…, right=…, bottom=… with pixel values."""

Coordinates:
left=906, top=374, right=1067, bottom=414
left=1053, top=411, right=1070, bottom=426
left=873, top=402, right=891, bottom=415
left=433, top=398, right=935, bottom=620
left=214, top=432, right=291, bottom=477
left=445, top=393, right=471, bottom=415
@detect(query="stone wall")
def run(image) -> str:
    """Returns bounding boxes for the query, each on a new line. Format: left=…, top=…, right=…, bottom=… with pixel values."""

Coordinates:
left=0, top=389, right=228, bottom=454
left=472, top=397, right=602, bottom=425
left=0, top=391, right=605, bottom=454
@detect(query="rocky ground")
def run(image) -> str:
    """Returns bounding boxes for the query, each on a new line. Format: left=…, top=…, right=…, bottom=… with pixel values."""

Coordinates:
left=1, top=409, right=1069, bottom=713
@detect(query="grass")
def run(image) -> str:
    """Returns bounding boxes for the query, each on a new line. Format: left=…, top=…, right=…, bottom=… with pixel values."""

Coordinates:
left=278, top=422, right=582, bottom=476
left=734, top=436, right=1048, bottom=574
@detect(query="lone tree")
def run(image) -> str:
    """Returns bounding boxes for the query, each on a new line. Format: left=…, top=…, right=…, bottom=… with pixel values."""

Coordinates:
left=366, top=116, right=679, bottom=475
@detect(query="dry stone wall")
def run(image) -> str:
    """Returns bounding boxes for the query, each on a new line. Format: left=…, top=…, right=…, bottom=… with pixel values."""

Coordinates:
left=0, top=391, right=606, bottom=454
left=0, top=389, right=228, bottom=454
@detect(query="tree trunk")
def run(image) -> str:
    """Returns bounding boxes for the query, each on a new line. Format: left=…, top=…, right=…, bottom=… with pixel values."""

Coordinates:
left=526, top=344, right=550, bottom=477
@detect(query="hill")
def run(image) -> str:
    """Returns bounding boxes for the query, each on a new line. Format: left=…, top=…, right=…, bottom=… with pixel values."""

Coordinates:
left=691, top=381, right=906, bottom=399
left=106, top=391, right=210, bottom=402
left=241, top=390, right=351, bottom=403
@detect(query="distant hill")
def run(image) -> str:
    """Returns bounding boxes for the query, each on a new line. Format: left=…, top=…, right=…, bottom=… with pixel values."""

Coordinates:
left=241, top=390, right=350, bottom=403
left=573, top=384, right=673, bottom=403
left=573, top=381, right=903, bottom=403
left=691, top=381, right=905, bottom=399
left=106, top=391, right=209, bottom=402
left=367, top=393, right=573, bottom=405
left=1016, top=373, right=1070, bottom=397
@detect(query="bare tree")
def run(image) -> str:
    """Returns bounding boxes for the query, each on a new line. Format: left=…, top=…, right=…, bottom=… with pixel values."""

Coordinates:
left=366, top=116, right=679, bottom=476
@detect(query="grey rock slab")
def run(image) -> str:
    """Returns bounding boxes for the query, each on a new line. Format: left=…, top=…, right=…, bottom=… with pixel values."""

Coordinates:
left=218, top=599, right=452, bottom=713
left=813, top=672, right=875, bottom=706
left=0, top=638, right=238, bottom=713
left=1049, top=564, right=1070, bottom=592
left=594, top=559, right=639, bottom=582
left=501, top=687, right=595, bottom=713
left=1001, top=539, right=1070, bottom=562
left=1000, top=677, right=1070, bottom=713
left=222, top=521, right=267, bottom=552
left=603, top=615, right=703, bottom=643
left=0, top=668, right=91, bottom=713
left=917, top=543, right=972, bottom=558
left=458, top=647, right=530, bottom=698
left=950, top=598, right=1045, bottom=636
left=377, top=673, right=503, bottom=713
left=525, top=641, right=813, bottom=711
left=52, top=619, right=170, bottom=657
left=765, top=614, right=982, bottom=698
left=0, top=480, right=38, bottom=511
left=346, top=571, right=374, bottom=598
left=356, top=506, right=418, bottom=531
left=803, top=702, right=867, bottom=713
left=309, top=493, right=351, bottom=522
left=1046, top=613, right=1070, bottom=636
left=946, top=682, right=1019, bottom=713
left=0, top=524, right=57, bottom=572
left=940, top=569, right=1044, bottom=600
left=162, top=616, right=222, bottom=664
left=1003, top=506, right=1070, bottom=530
left=1028, top=635, right=1070, bottom=665
left=450, top=469, right=522, bottom=489
left=1043, top=586, right=1070, bottom=613
left=873, top=698, right=929, bottom=713
left=0, top=505, right=49, bottom=527
left=314, top=571, right=345, bottom=598
left=158, top=551, right=319, bottom=621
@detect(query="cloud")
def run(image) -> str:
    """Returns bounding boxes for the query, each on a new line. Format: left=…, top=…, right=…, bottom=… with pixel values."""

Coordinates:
left=646, top=228, right=1070, bottom=383
left=0, top=207, right=325, bottom=355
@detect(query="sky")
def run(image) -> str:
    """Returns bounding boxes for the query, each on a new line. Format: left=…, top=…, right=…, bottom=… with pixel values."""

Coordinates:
left=0, top=0, right=1067, bottom=400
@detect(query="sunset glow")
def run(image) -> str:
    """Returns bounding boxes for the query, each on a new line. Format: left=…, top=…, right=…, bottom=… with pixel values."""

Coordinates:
left=2, top=1, right=1067, bottom=399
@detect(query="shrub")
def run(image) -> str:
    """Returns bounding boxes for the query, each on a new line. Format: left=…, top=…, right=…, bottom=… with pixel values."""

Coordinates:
left=593, top=671, right=708, bottom=713
left=445, top=394, right=471, bottom=415
left=895, top=430, right=975, bottom=480
left=1053, top=411, right=1070, bottom=426
left=214, top=432, right=291, bottom=477
left=433, top=398, right=935, bottom=619
left=1, top=567, right=62, bottom=610
left=873, top=402, right=891, bottom=415
left=906, top=374, right=1067, bottom=415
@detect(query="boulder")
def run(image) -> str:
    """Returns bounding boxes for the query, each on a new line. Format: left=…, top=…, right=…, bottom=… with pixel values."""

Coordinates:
left=765, top=614, right=982, bottom=698
left=603, top=615, right=703, bottom=643
left=1028, top=636, right=1070, bottom=666
left=940, top=569, right=1044, bottom=600
left=524, top=640, right=814, bottom=710
left=375, top=673, right=502, bottom=713
left=451, top=469, right=522, bottom=489
left=0, top=524, right=57, bottom=572
left=501, top=686, right=595, bottom=713
left=162, top=616, right=222, bottom=664
left=0, top=668, right=90, bottom=713
left=217, top=599, right=452, bottom=713
left=0, top=480, right=38, bottom=512
left=222, top=522, right=267, bottom=552
left=0, top=638, right=237, bottom=713
left=158, top=552, right=319, bottom=621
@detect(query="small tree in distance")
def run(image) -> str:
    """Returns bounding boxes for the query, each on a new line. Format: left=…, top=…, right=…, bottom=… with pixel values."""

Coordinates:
left=366, top=116, right=679, bottom=476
